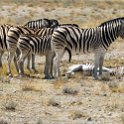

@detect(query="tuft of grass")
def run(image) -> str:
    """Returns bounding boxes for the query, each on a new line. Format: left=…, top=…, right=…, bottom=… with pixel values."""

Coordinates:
left=104, top=58, right=124, bottom=67
left=108, top=82, right=124, bottom=93
left=0, top=64, right=17, bottom=77
left=53, top=78, right=66, bottom=89
left=0, top=119, right=8, bottom=124
left=21, top=81, right=42, bottom=92
left=3, top=100, right=17, bottom=111
left=47, top=98, right=60, bottom=107
left=69, top=110, right=88, bottom=120
left=63, top=87, right=78, bottom=95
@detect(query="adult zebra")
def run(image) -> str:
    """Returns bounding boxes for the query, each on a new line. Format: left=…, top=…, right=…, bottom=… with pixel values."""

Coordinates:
left=0, top=24, right=13, bottom=68
left=51, top=17, right=124, bottom=79
left=25, top=18, right=59, bottom=29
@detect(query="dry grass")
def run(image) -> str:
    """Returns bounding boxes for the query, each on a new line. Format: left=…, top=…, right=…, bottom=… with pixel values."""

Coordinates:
left=46, top=98, right=60, bottom=107
left=0, top=0, right=123, bottom=123
left=63, top=87, right=79, bottom=95
left=69, top=110, right=88, bottom=120
left=21, top=81, right=42, bottom=92
left=0, top=64, right=17, bottom=77
left=3, top=100, right=17, bottom=111
left=107, top=81, right=124, bottom=93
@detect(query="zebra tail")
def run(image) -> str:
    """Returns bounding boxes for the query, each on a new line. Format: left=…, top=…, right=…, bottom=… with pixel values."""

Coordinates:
left=65, top=47, right=72, bottom=63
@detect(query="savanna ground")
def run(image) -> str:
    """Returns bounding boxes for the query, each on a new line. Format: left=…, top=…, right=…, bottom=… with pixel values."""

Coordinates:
left=0, top=0, right=124, bottom=124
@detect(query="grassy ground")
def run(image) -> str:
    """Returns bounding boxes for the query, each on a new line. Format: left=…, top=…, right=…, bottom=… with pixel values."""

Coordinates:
left=0, top=0, right=124, bottom=124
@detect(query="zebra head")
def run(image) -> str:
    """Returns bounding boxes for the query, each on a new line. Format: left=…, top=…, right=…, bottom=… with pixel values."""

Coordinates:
left=119, top=19, right=124, bottom=39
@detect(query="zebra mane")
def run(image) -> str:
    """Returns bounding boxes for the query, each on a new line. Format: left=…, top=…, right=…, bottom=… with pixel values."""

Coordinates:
left=99, top=17, right=124, bottom=27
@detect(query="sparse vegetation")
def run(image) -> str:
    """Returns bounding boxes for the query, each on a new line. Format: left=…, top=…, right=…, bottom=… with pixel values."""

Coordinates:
left=69, top=110, right=88, bottom=120
left=47, top=98, right=60, bottom=107
left=21, top=81, right=42, bottom=92
left=0, top=0, right=123, bottom=123
left=63, top=87, right=78, bottom=95
left=0, top=119, right=8, bottom=124
left=3, top=100, right=17, bottom=111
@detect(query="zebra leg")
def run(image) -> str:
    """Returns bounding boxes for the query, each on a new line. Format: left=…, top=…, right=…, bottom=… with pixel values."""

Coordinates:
left=31, top=54, right=38, bottom=73
left=44, top=56, right=50, bottom=79
left=44, top=52, right=55, bottom=79
left=26, top=54, right=32, bottom=73
left=27, top=54, right=31, bottom=71
left=50, top=52, right=55, bottom=78
left=93, top=53, right=100, bottom=79
left=13, top=48, right=21, bottom=74
left=53, top=49, right=65, bottom=78
left=0, top=51, right=4, bottom=68
left=99, top=54, right=105, bottom=76
left=7, top=51, right=15, bottom=77
left=17, top=51, right=28, bottom=77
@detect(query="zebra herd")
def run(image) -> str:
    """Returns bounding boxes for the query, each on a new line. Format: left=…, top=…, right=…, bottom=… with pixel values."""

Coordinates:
left=0, top=17, right=124, bottom=79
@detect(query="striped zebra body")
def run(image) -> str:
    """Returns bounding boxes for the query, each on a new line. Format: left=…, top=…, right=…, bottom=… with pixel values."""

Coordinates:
left=66, top=64, right=124, bottom=79
left=51, top=17, right=124, bottom=79
left=17, top=35, right=53, bottom=79
left=0, top=24, right=13, bottom=67
left=6, top=26, right=58, bottom=77
left=6, top=26, right=37, bottom=77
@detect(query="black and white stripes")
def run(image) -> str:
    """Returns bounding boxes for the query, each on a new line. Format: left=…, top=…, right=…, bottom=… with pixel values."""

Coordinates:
left=0, top=24, right=13, bottom=67
left=51, top=17, right=124, bottom=79
left=17, top=35, right=54, bottom=79
left=25, top=18, right=59, bottom=28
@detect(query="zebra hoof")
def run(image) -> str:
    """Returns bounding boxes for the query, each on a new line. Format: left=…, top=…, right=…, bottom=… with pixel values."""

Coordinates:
left=93, top=76, right=98, bottom=80
left=8, top=74, right=13, bottom=78
left=44, top=76, right=53, bottom=80
left=19, top=74, right=26, bottom=78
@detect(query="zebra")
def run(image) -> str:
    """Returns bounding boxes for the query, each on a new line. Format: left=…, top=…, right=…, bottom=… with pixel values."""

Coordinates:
left=17, top=35, right=53, bottom=79
left=6, top=26, right=72, bottom=77
left=24, top=18, right=59, bottom=29
left=51, top=17, right=124, bottom=79
left=25, top=25, right=79, bottom=70
left=6, top=26, right=38, bottom=77
left=0, top=24, right=13, bottom=68
left=17, top=34, right=72, bottom=79
left=66, top=63, right=124, bottom=79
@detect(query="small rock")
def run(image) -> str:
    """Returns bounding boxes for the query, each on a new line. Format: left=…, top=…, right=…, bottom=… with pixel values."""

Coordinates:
left=87, top=117, right=92, bottom=121
left=108, top=113, right=112, bottom=116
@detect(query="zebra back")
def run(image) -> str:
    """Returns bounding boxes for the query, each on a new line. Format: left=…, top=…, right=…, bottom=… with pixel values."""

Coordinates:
left=6, top=26, right=37, bottom=50
left=51, top=19, right=124, bottom=55
left=25, top=18, right=59, bottom=29
left=35, top=28, right=54, bottom=36
left=18, top=34, right=52, bottom=55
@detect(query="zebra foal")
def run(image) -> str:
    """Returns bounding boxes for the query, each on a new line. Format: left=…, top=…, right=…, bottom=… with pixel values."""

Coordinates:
left=51, top=17, right=124, bottom=79
left=17, top=35, right=54, bottom=79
